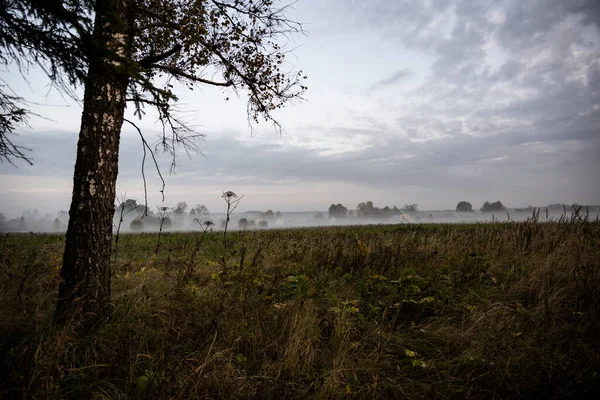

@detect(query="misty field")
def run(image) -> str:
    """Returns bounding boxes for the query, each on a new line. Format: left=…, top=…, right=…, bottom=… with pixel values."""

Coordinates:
left=1, top=221, right=599, bottom=399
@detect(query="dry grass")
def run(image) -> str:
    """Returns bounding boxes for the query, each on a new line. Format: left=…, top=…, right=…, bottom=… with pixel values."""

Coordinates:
left=0, top=221, right=599, bottom=399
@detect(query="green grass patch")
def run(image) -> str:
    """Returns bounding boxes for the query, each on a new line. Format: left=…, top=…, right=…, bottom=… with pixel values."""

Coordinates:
left=1, top=222, right=599, bottom=398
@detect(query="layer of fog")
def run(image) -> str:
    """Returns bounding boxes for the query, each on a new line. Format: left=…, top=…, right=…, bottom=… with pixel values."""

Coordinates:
left=2, top=207, right=598, bottom=233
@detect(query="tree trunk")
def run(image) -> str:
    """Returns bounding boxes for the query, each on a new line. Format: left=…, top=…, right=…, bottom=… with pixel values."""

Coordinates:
left=55, top=1, right=131, bottom=326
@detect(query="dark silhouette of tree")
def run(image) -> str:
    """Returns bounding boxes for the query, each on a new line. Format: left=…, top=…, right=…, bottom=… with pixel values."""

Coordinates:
left=129, top=219, right=144, bottom=231
left=314, top=212, right=325, bottom=220
left=238, top=218, right=248, bottom=229
left=260, top=210, right=275, bottom=220
left=382, top=206, right=392, bottom=218
left=328, top=203, right=348, bottom=218
left=118, top=199, right=138, bottom=213
left=114, top=195, right=139, bottom=261
left=481, top=201, right=506, bottom=212
left=356, top=201, right=392, bottom=218
left=174, top=202, right=188, bottom=214
left=456, top=201, right=473, bottom=212
left=195, top=204, right=209, bottom=215
left=402, top=204, right=418, bottom=213
left=357, top=201, right=375, bottom=217
left=1, top=0, right=308, bottom=325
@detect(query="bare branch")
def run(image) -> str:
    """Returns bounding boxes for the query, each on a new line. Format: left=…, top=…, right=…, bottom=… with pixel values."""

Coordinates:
left=124, top=118, right=166, bottom=210
left=151, top=64, right=233, bottom=87
left=139, top=44, right=182, bottom=67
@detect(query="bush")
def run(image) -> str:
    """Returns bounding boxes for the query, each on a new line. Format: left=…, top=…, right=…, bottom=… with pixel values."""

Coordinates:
left=456, top=201, right=473, bottom=212
left=328, top=203, right=348, bottom=218
left=130, top=219, right=144, bottom=231
left=481, top=201, right=506, bottom=212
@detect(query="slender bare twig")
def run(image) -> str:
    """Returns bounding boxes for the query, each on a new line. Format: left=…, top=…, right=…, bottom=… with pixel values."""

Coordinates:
left=124, top=118, right=166, bottom=212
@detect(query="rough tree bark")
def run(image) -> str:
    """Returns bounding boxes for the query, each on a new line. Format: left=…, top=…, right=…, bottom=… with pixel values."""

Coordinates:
left=55, top=0, right=130, bottom=325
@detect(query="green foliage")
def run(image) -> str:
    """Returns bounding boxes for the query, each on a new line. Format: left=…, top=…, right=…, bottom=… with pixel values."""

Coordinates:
left=2, top=0, right=307, bottom=166
left=0, top=222, right=599, bottom=398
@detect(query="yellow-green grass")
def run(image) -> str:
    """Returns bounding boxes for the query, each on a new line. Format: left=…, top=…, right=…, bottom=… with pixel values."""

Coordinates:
left=1, top=222, right=599, bottom=399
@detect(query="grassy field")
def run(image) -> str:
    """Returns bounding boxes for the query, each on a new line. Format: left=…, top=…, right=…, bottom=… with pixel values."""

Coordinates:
left=1, top=221, right=599, bottom=399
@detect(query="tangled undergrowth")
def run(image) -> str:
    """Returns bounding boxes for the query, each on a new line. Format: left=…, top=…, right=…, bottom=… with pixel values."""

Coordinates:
left=0, top=221, right=599, bottom=399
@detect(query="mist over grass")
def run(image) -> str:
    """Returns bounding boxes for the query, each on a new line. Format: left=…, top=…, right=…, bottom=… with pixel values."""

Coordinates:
left=2, top=205, right=599, bottom=233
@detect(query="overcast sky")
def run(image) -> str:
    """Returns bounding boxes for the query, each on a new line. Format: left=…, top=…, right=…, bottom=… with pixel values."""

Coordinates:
left=1, top=0, right=599, bottom=217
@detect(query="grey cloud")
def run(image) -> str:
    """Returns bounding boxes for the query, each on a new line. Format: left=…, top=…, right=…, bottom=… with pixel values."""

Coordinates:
left=2, top=111, right=598, bottom=209
left=3, top=0, right=600, bottom=211
left=369, top=69, right=413, bottom=91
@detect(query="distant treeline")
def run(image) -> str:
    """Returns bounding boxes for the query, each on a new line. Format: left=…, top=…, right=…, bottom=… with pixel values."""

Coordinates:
left=2, top=199, right=600, bottom=233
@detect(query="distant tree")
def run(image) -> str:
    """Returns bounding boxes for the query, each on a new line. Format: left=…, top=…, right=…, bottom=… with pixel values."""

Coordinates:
left=174, top=202, right=188, bottom=215
left=53, top=218, right=62, bottom=232
left=402, top=204, right=418, bottom=213
left=275, top=210, right=282, bottom=219
left=382, top=206, right=393, bottom=218
left=260, top=210, right=275, bottom=220
left=195, top=204, right=209, bottom=215
left=258, top=220, right=268, bottom=229
left=357, top=201, right=392, bottom=218
left=114, top=195, right=140, bottom=261
left=144, top=216, right=161, bottom=229
left=456, top=201, right=473, bottom=212
left=314, top=212, right=325, bottom=220
left=548, top=203, right=567, bottom=212
left=135, top=205, right=150, bottom=216
left=357, top=201, right=375, bottom=217
left=238, top=218, right=248, bottom=229
left=130, top=219, right=144, bottom=232
left=481, top=201, right=506, bottom=212
left=328, top=203, right=348, bottom=218
left=118, top=199, right=138, bottom=213
left=189, top=208, right=197, bottom=218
